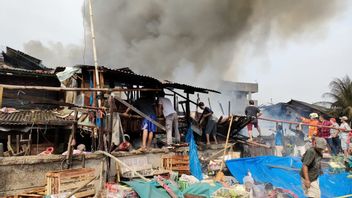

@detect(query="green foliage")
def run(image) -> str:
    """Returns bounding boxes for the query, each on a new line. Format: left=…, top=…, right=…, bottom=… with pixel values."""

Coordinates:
left=323, top=75, right=352, bottom=120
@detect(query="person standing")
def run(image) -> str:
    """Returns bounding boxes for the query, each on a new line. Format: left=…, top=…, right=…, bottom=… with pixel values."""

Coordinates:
left=198, top=102, right=218, bottom=146
left=300, top=113, right=320, bottom=139
left=339, top=116, right=351, bottom=160
left=124, top=93, right=157, bottom=152
left=158, top=93, right=180, bottom=146
left=272, top=123, right=284, bottom=157
left=289, top=123, right=306, bottom=157
left=300, top=137, right=327, bottom=198
left=245, top=100, right=262, bottom=141
left=330, top=118, right=341, bottom=155
left=318, top=115, right=334, bottom=155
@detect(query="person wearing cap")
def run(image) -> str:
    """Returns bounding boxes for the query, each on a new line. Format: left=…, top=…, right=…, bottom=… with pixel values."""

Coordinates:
left=339, top=116, right=351, bottom=159
left=300, top=137, right=326, bottom=198
left=300, top=113, right=320, bottom=139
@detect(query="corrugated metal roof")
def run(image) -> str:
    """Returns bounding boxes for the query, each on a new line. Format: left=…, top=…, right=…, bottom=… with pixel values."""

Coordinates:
left=56, top=65, right=220, bottom=94
left=0, top=110, right=73, bottom=126
left=162, top=81, right=220, bottom=94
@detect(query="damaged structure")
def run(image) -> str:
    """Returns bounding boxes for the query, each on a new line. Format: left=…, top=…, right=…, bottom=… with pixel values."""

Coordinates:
left=2, top=47, right=350, bottom=198
left=0, top=47, right=256, bottom=197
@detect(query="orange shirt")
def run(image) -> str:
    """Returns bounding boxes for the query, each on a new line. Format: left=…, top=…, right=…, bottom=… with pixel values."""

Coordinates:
left=301, top=117, right=319, bottom=138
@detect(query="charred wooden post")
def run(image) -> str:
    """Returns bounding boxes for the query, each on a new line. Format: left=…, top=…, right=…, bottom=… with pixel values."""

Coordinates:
left=185, top=93, right=191, bottom=127
left=108, top=95, right=114, bottom=152
left=0, top=86, right=3, bottom=107
left=66, top=110, right=78, bottom=169
left=228, top=101, right=231, bottom=116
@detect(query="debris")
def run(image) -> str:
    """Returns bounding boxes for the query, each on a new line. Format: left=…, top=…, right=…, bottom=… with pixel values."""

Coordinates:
left=162, top=154, right=190, bottom=175
left=179, top=174, right=200, bottom=185
left=104, top=183, right=138, bottom=198
left=46, top=168, right=96, bottom=197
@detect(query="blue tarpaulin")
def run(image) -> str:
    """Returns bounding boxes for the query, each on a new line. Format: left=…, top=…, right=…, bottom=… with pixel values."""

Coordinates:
left=226, top=156, right=352, bottom=198
left=186, top=127, right=203, bottom=180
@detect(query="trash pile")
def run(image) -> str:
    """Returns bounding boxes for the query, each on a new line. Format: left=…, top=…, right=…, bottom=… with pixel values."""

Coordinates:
left=102, top=173, right=249, bottom=198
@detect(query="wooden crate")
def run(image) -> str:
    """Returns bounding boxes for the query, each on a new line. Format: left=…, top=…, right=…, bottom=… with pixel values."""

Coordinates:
left=162, top=154, right=190, bottom=175
left=46, top=168, right=95, bottom=197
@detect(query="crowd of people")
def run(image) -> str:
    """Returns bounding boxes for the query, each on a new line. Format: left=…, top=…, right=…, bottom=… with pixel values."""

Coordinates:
left=244, top=100, right=352, bottom=159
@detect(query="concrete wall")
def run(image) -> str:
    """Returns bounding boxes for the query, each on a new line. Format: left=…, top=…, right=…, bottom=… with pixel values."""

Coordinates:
left=0, top=150, right=169, bottom=196
left=0, top=154, right=105, bottom=196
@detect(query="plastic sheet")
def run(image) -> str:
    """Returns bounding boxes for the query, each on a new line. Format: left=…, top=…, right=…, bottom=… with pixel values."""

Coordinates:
left=226, top=156, right=352, bottom=198
left=186, top=127, right=203, bottom=180
left=124, top=180, right=179, bottom=198
left=183, top=182, right=222, bottom=198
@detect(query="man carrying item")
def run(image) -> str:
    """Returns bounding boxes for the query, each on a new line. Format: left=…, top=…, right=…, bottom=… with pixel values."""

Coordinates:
left=300, top=113, right=320, bottom=139
left=198, top=102, right=218, bottom=146
left=245, top=100, right=262, bottom=141
left=300, top=137, right=327, bottom=198
left=318, top=115, right=335, bottom=155
left=289, top=123, right=306, bottom=157
left=158, top=93, right=180, bottom=147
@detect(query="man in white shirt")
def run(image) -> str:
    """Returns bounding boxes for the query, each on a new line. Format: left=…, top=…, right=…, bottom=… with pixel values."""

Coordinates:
left=158, top=93, right=180, bottom=146
left=339, top=116, right=351, bottom=160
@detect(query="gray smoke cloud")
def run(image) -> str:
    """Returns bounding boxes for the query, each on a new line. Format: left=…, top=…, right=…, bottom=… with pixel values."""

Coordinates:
left=24, top=0, right=344, bottom=88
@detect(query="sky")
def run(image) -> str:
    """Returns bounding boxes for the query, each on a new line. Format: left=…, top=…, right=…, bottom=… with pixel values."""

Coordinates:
left=0, top=0, right=351, bottom=105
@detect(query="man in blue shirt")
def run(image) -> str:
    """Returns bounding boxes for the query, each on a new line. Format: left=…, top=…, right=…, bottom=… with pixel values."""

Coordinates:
left=274, top=123, right=284, bottom=156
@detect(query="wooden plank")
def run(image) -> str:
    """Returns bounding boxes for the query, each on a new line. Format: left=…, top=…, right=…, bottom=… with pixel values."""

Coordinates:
left=0, top=86, right=3, bottom=107
left=114, top=96, right=166, bottom=131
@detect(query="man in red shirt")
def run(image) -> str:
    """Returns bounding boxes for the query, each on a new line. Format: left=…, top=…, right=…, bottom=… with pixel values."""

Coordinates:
left=318, top=115, right=334, bottom=155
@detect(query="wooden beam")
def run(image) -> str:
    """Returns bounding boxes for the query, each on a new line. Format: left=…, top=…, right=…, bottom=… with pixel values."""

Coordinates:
left=114, top=96, right=166, bottom=131
left=0, top=84, right=161, bottom=93
left=0, top=86, right=3, bottom=108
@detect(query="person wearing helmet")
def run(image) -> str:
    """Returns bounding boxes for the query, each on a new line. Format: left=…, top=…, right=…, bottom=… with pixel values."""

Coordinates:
left=300, top=113, right=320, bottom=139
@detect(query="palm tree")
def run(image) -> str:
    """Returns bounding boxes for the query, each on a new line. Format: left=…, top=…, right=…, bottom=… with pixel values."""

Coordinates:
left=323, top=75, right=352, bottom=120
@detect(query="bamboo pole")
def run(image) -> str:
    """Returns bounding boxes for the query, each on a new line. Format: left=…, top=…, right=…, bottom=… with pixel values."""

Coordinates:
left=65, top=176, right=98, bottom=198
left=219, top=115, right=234, bottom=170
left=0, top=84, right=160, bottom=92
left=215, top=116, right=234, bottom=181
left=88, top=0, right=100, bottom=92
left=0, top=86, right=3, bottom=107
left=95, top=151, right=150, bottom=182
left=236, top=139, right=271, bottom=149
left=258, top=117, right=352, bottom=132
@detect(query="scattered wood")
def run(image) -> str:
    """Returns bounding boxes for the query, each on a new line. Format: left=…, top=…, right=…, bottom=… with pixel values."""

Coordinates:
left=114, top=96, right=166, bottom=131
left=162, top=154, right=190, bottom=175
left=236, top=139, right=271, bottom=149
left=95, top=150, right=151, bottom=182
left=46, top=168, right=96, bottom=197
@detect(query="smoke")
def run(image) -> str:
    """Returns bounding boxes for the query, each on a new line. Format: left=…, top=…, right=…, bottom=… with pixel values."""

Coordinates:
left=23, top=40, right=84, bottom=67
left=23, top=0, right=344, bottom=88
